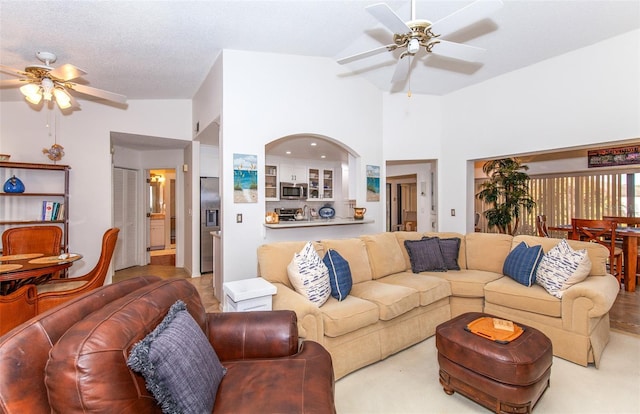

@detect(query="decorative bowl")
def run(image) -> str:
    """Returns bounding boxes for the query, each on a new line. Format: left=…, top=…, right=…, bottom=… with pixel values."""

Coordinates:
left=318, top=206, right=335, bottom=219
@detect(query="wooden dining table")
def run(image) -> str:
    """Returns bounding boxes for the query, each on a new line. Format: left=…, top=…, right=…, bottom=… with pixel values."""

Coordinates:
left=547, top=225, right=639, bottom=292
left=0, top=253, right=82, bottom=295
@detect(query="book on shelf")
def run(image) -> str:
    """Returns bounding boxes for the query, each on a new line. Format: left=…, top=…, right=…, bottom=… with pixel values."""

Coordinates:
left=41, top=201, right=64, bottom=221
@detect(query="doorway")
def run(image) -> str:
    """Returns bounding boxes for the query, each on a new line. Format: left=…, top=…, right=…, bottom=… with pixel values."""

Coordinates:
left=387, top=175, right=418, bottom=231
left=148, top=168, right=176, bottom=266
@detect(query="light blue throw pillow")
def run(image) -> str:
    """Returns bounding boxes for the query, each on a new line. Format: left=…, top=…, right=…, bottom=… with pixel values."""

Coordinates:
left=503, top=241, right=544, bottom=287
left=323, top=249, right=352, bottom=301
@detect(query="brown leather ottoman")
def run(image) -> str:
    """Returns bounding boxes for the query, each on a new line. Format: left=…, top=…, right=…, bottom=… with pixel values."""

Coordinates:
left=436, top=312, right=552, bottom=414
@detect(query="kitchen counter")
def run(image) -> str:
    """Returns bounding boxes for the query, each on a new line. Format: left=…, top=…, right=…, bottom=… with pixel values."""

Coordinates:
left=264, top=218, right=374, bottom=229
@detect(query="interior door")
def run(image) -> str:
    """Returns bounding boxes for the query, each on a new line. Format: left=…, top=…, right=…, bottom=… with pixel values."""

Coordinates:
left=113, top=167, right=139, bottom=270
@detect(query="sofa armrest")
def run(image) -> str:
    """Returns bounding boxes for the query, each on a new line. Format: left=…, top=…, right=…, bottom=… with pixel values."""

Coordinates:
left=270, top=282, right=324, bottom=342
left=206, top=310, right=298, bottom=361
left=561, top=274, right=620, bottom=333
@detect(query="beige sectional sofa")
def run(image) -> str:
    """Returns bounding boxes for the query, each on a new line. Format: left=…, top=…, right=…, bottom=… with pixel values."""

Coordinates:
left=257, top=231, right=620, bottom=379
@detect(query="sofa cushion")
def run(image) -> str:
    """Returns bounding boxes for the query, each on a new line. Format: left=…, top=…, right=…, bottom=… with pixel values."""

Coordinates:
left=321, top=238, right=372, bottom=284
left=320, top=296, right=379, bottom=337
left=378, top=272, right=452, bottom=306
left=257, top=241, right=311, bottom=288
left=360, top=233, right=407, bottom=279
left=427, top=269, right=504, bottom=297
left=404, top=237, right=447, bottom=273
left=394, top=231, right=426, bottom=271
left=464, top=232, right=514, bottom=273
left=438, top=237, right=462, bottom=270
left=424, top=232, right=467, bottom=269
left=323, top=249, right=352, bottom=301
left=287, top=242, right=331, bottom=306
left=350, top=280, right=419, bottom=321
left=484, top=277, right=562, bottom=318
left=127, top=300, right=226, bottom=414
left=503, top=241, right=544, bottom=287
left=535, top=239, right=592, bottom=298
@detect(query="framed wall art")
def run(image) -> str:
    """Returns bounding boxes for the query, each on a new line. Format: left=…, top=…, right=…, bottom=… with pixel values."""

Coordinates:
left=366, top=165, right=380, bottom=202
left=233, top=153, right=258, bottom=203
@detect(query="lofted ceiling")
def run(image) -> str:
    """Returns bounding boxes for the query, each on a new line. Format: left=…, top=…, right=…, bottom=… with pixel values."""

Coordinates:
left=1, top=0, right=638, bottom=102
left=1, top=1, right=638, bottom=160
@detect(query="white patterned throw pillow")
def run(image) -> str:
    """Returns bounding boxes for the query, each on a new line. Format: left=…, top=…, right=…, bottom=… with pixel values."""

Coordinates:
left=287, top=242, right=331, bottom=306
left=536, top=239, right=592, bottom=298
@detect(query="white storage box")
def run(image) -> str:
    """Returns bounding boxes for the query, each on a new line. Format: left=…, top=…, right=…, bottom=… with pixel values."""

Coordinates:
left=223, top=278, right=276, bottom=312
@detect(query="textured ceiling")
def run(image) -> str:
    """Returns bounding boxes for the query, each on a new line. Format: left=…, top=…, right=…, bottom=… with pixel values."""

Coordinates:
left=1, top=0, right=638, bottom=104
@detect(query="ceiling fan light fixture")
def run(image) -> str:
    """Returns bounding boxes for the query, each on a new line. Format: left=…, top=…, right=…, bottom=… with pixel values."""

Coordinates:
left=408, top=38, right=420, bottom=54
left=41, top=78, right=54, bottom=102
left=20, top=83, right=42, bottom=104
left=53, top=88, right=72, bottom=109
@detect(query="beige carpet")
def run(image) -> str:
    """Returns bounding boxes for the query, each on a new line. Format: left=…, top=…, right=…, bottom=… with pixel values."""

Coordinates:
left=335, top=331, right=640, bottom=413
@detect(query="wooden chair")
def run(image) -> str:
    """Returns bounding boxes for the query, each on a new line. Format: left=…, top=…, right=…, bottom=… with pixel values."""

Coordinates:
left=2, top=225, right=64, bottom=281
left=571, top=218, right=623, bottom=284
left=536, top=215, right=550, bottom=237
left=0, top=284, right=37, bottom=336
left=36, top=228, right=119, bottom=314
left=603, top=216, right=640, bottom=284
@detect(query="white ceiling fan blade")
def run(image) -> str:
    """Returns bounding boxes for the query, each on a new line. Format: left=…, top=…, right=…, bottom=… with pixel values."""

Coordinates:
left=366, top=3, right=411, bottom=34
left=430, top=0, right=503, bottom=36
left=391, top=56, right=411, bottom=83
left=0, top=64, right=28, bottom=77
left=50, top=63, right=87, bottom=81
left=337, top=44, right=397, bottom=64
left=430, top=40, right=486, bottom=62
left=67, top=83, right=127, bottom=104
left=0, top=78, right=27, bottom=87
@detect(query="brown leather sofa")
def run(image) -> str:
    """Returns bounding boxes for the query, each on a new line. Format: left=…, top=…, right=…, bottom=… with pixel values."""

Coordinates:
left=0, top=276, right=335, bottom=413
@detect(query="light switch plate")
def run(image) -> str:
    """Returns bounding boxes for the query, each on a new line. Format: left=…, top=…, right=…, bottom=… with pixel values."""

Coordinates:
left=236, top=213, right=243, bottom=223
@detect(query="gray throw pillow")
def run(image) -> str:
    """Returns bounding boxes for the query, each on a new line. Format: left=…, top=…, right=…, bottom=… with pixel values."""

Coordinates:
left=127, top=300, right=226, bottom=414
left=436, top=237, right=461, bottom=270
left=404, top=237, right=447, bottom=273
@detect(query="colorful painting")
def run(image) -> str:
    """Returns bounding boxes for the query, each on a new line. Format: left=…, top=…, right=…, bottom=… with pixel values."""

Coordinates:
left=366, top=165, right=380, bottom=202
left=588, top=145, right=640, bottom=168
left=233, top=153, right=258, bottom=203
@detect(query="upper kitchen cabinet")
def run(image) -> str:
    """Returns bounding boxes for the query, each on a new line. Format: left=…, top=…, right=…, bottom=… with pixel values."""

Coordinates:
left=279, top=164, right=307, bottom=184
left=308, top=167, right=334, bottom=201
left=265, top=164, right=278, bottom=200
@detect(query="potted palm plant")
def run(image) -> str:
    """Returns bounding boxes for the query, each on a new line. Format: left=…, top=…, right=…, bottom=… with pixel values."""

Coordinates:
left=476, top=158, right=536, bottom=235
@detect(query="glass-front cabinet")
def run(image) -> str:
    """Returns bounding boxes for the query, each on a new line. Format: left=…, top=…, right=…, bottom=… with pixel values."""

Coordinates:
left=307, top=167, right=333, bottom=201
left=265, top=165, right=278, bottom=200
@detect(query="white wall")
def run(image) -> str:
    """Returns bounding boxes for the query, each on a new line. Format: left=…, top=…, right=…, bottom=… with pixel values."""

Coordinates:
left=440, top=29, right=640, bottom=233
left=216, top=50, right=384, bottom=282
left=0, top=99, right=192, bottom=276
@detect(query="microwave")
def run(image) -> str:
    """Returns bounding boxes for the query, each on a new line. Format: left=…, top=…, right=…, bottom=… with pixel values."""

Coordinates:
left=280, top=182, right=308, bottom=200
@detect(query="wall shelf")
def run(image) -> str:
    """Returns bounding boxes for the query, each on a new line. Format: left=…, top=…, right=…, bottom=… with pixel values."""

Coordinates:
left=0, top=161, right=71, bottom=251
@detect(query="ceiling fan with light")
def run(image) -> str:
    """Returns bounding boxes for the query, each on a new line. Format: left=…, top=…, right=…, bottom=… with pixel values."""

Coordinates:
left=337, top=0, right=503, bottom=85
left=0, top=51, right=127, bottom=110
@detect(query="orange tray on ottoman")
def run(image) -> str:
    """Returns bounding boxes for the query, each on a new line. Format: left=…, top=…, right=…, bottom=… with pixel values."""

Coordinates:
left=436, top=312, right=552, bottom=414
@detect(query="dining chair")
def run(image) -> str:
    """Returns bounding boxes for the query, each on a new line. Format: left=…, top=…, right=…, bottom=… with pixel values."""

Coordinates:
left=571, top=218, right=623, bottom=284
left=36, top=228, right=119, bottom=314
left=536, top=215, right=550, bottom=237
left=0, top=284, right=37, bottom=336
left=2, top=225, right=64, bottom=280
left=603, top=216, right=640, bottom=285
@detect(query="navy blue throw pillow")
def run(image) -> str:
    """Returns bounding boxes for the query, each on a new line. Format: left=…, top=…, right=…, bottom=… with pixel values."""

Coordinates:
left=404, top=237, right=447, bottom=273
left=503, top=241, right=544, bottom=287
left=323, top=249, right=352, bottom=301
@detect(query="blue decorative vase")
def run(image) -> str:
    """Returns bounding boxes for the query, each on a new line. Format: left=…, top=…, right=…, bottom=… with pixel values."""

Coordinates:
left=3, top=175, right=25, bottom=193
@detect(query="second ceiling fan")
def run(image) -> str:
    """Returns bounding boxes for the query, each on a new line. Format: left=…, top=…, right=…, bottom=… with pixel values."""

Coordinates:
left=338, top=0, right=503, bottom=84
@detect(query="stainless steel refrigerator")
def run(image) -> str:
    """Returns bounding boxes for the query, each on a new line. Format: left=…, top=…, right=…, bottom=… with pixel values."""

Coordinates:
left=200, top=177, right=220, bottom=273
